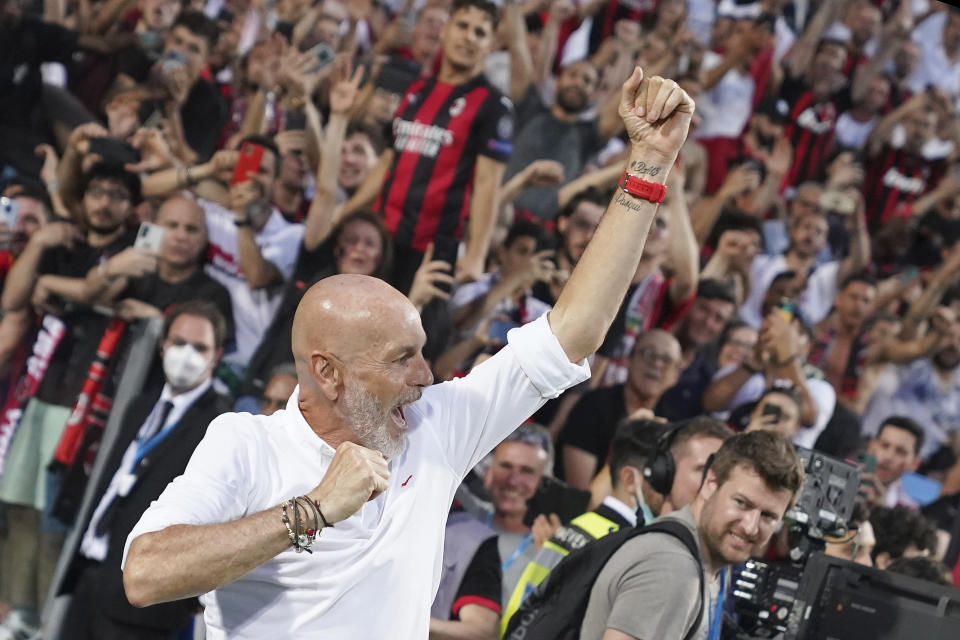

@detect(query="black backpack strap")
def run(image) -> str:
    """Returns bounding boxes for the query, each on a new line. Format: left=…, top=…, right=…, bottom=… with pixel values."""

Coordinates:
left=638, top=520, right=706, bottom=640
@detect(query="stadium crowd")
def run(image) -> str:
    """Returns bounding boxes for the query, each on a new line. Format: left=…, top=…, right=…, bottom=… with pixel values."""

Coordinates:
left=0, top=0, right=959, bottom=637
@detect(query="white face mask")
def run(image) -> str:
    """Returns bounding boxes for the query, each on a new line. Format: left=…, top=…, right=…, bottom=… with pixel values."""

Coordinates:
left=163, top=343, right=210, bottom=389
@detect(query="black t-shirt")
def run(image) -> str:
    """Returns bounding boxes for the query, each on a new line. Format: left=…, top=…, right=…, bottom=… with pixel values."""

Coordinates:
left=449, top=536, right=502, bottom=620
left=121, top=268, right=235, bottom=343
left=554, top=384, right=627, bottom=480
left=655, top=345, right=718, bottom=422
left=35, top=228, right=138, bottom=406
left=241, top=239, right=336, bottom=395
left=0, top=16, right=78, bottom=127
left=503, top=86, right=602, bottom=220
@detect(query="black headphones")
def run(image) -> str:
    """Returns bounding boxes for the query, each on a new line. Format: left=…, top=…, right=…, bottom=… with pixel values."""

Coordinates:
left=642, top=421, right=686, bottom=496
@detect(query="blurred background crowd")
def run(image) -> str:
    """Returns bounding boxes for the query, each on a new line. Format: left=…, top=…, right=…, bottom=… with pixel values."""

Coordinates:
left=1, top=0, right=960, bottom=637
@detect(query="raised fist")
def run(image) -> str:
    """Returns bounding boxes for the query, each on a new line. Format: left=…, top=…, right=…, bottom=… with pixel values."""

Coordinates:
left=618, top=67, right=695, bottom=165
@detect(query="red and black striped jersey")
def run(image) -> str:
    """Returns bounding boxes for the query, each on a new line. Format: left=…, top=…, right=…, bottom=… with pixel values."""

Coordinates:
left=778, top=71, right=850, bottom=189
left=375, top=75, right=514, bottom=253
left=862, top=143, right=947, bottom=227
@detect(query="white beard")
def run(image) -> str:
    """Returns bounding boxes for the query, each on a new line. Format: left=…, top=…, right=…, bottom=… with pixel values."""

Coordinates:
left=342, top=377, right=407, bottom=460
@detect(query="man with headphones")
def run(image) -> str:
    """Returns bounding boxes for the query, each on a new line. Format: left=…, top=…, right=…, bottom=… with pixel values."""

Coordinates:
left=580, top=430, right=805, bottom=640
left=500, top=417, right=731, bottom=636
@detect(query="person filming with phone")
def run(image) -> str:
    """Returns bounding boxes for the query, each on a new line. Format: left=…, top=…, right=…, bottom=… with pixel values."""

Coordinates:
left=450, top=219, right=556, bottom=338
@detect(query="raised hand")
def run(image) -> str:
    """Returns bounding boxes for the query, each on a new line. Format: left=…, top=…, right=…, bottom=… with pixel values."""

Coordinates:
left=68, top=122, right=109, bottom=154
left=104, top=247, right=160, bottom=279
left=618, top=67, right=695, bottom=165
left=521, top=160, right=565, bottom=187
left=408, top=243, right=455, bottom=309
left=34, top=144, right=60, bottom=187
left=126, top=128, right=176, bottom=173
left=308, top=442, right=391, bottom=524
left=329, top=58, right=365, bottom=116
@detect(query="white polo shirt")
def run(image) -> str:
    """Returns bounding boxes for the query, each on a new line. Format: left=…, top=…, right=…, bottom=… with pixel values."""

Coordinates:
left=124, top=314, right=589, bottom=638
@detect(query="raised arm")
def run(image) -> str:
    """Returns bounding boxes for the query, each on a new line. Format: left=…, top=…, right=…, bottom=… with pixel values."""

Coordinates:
left=458, top=156, right=506, bottom=283
left=549, top=68, right=695, bottom=362
left=782, top=0, right=849, bottom=79
left=864, top=92, right=928, bottom=157
left=504, top=1, right=534, bottom=104
left=664, top=170, right=699, bottom=303
left=836, top=192, right=870, bottom=285
left=304, top=60, right=363, bottom=251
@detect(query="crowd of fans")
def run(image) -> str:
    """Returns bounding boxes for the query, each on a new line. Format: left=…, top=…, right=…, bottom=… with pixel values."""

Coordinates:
left=1, top=0, right=960, bottom=636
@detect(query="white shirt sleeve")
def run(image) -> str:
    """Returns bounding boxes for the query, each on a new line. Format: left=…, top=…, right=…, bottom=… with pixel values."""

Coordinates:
left=122, top=414, right=257, bottom=569
left=417, top=314, right=589, bottom=478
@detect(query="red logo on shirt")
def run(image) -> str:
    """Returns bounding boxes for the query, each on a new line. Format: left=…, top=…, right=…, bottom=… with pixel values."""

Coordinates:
left=401, top=475, right=413, bottom=487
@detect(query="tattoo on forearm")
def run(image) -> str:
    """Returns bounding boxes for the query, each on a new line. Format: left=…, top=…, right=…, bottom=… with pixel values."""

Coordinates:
left=627, top=161, right=662, bottom=176
left=615, top=192, right=650, bottom=213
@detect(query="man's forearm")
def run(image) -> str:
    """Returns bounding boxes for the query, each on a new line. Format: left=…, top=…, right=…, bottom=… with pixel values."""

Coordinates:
left=463, top=158, right=505, bottom=275
left=453, top=272, right=525, bottom=330
left=549, top=152, right=669, bottom=362
left=305, top=113, right=349, bottom=251
left=1, top=241, right=46, bottom=311
left=124, top=507, right=291, bottom=607
left=702, top=365, right=753, bottom=412
left=58, top=146, right=84, bottom=214
left=665, top=181, right=699, bottom=302
left=236, top=226, right=281, bottom=289
left=429, top=615, right=498, bottom=640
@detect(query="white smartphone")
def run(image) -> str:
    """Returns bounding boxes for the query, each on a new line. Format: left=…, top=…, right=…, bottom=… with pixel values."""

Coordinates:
left=135, top=221, right=165, bottom=251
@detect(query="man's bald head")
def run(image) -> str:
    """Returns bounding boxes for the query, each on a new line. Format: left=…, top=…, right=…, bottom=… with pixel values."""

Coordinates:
left=293, top=275, right=416, bottom=359
left=291, top=274, right=433, bottom=458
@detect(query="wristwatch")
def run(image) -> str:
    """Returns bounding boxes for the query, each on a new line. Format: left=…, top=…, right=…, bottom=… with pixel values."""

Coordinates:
left=619, top=172, right=667, bottom=203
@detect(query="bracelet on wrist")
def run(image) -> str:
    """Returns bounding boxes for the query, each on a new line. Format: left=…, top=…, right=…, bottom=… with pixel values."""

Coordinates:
left=233, top=217, right=251, bottom=227
left=280, top=495, right=331, bottom=553
left=619, top=171, right=667, bottom=203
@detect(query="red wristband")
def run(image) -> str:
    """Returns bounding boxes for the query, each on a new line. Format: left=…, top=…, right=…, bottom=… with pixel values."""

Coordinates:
left=619, top=172, right=667, bottom=204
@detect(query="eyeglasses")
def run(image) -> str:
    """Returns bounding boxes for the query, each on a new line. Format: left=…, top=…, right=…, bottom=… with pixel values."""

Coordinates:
left=725, top=338, right=757, bottom=350
left=634, top=346, right=678, bottom=367
left=86, top=185, right=130, bottom=203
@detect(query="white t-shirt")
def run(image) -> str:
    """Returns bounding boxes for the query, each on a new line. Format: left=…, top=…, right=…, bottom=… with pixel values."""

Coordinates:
left=124, top=315, right=589, bottom=638
left=695, top=51, right=755, bottom=140
left=200, top=199, right=304, bottom=369
left=709, top=363, right=837, bottom=447
left=740, top=253, right=840, bottom=328
left=908, top=12, right=960, bottom=94
left=835, top=111, right=878, bottom=151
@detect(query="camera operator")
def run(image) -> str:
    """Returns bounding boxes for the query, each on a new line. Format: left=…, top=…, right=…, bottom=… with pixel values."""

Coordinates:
left=580, top=430, right=804, bottom=640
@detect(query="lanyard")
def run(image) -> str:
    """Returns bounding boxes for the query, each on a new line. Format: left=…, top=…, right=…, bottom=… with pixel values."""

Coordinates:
left=133, top=404, right=177, bottom=465
left=707, top=568, right=726, bottom=640
left=501, top=533, right=534, bottom=573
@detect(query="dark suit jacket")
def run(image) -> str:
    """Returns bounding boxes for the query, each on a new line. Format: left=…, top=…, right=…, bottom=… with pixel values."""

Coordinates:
left=61, top=384, right=232, bottom=631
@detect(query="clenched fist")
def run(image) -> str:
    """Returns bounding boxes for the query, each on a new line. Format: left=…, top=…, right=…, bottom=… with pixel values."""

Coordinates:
left=618, top=67, right=695, bottom=165
left=308, top=442, right=391, bottom=524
